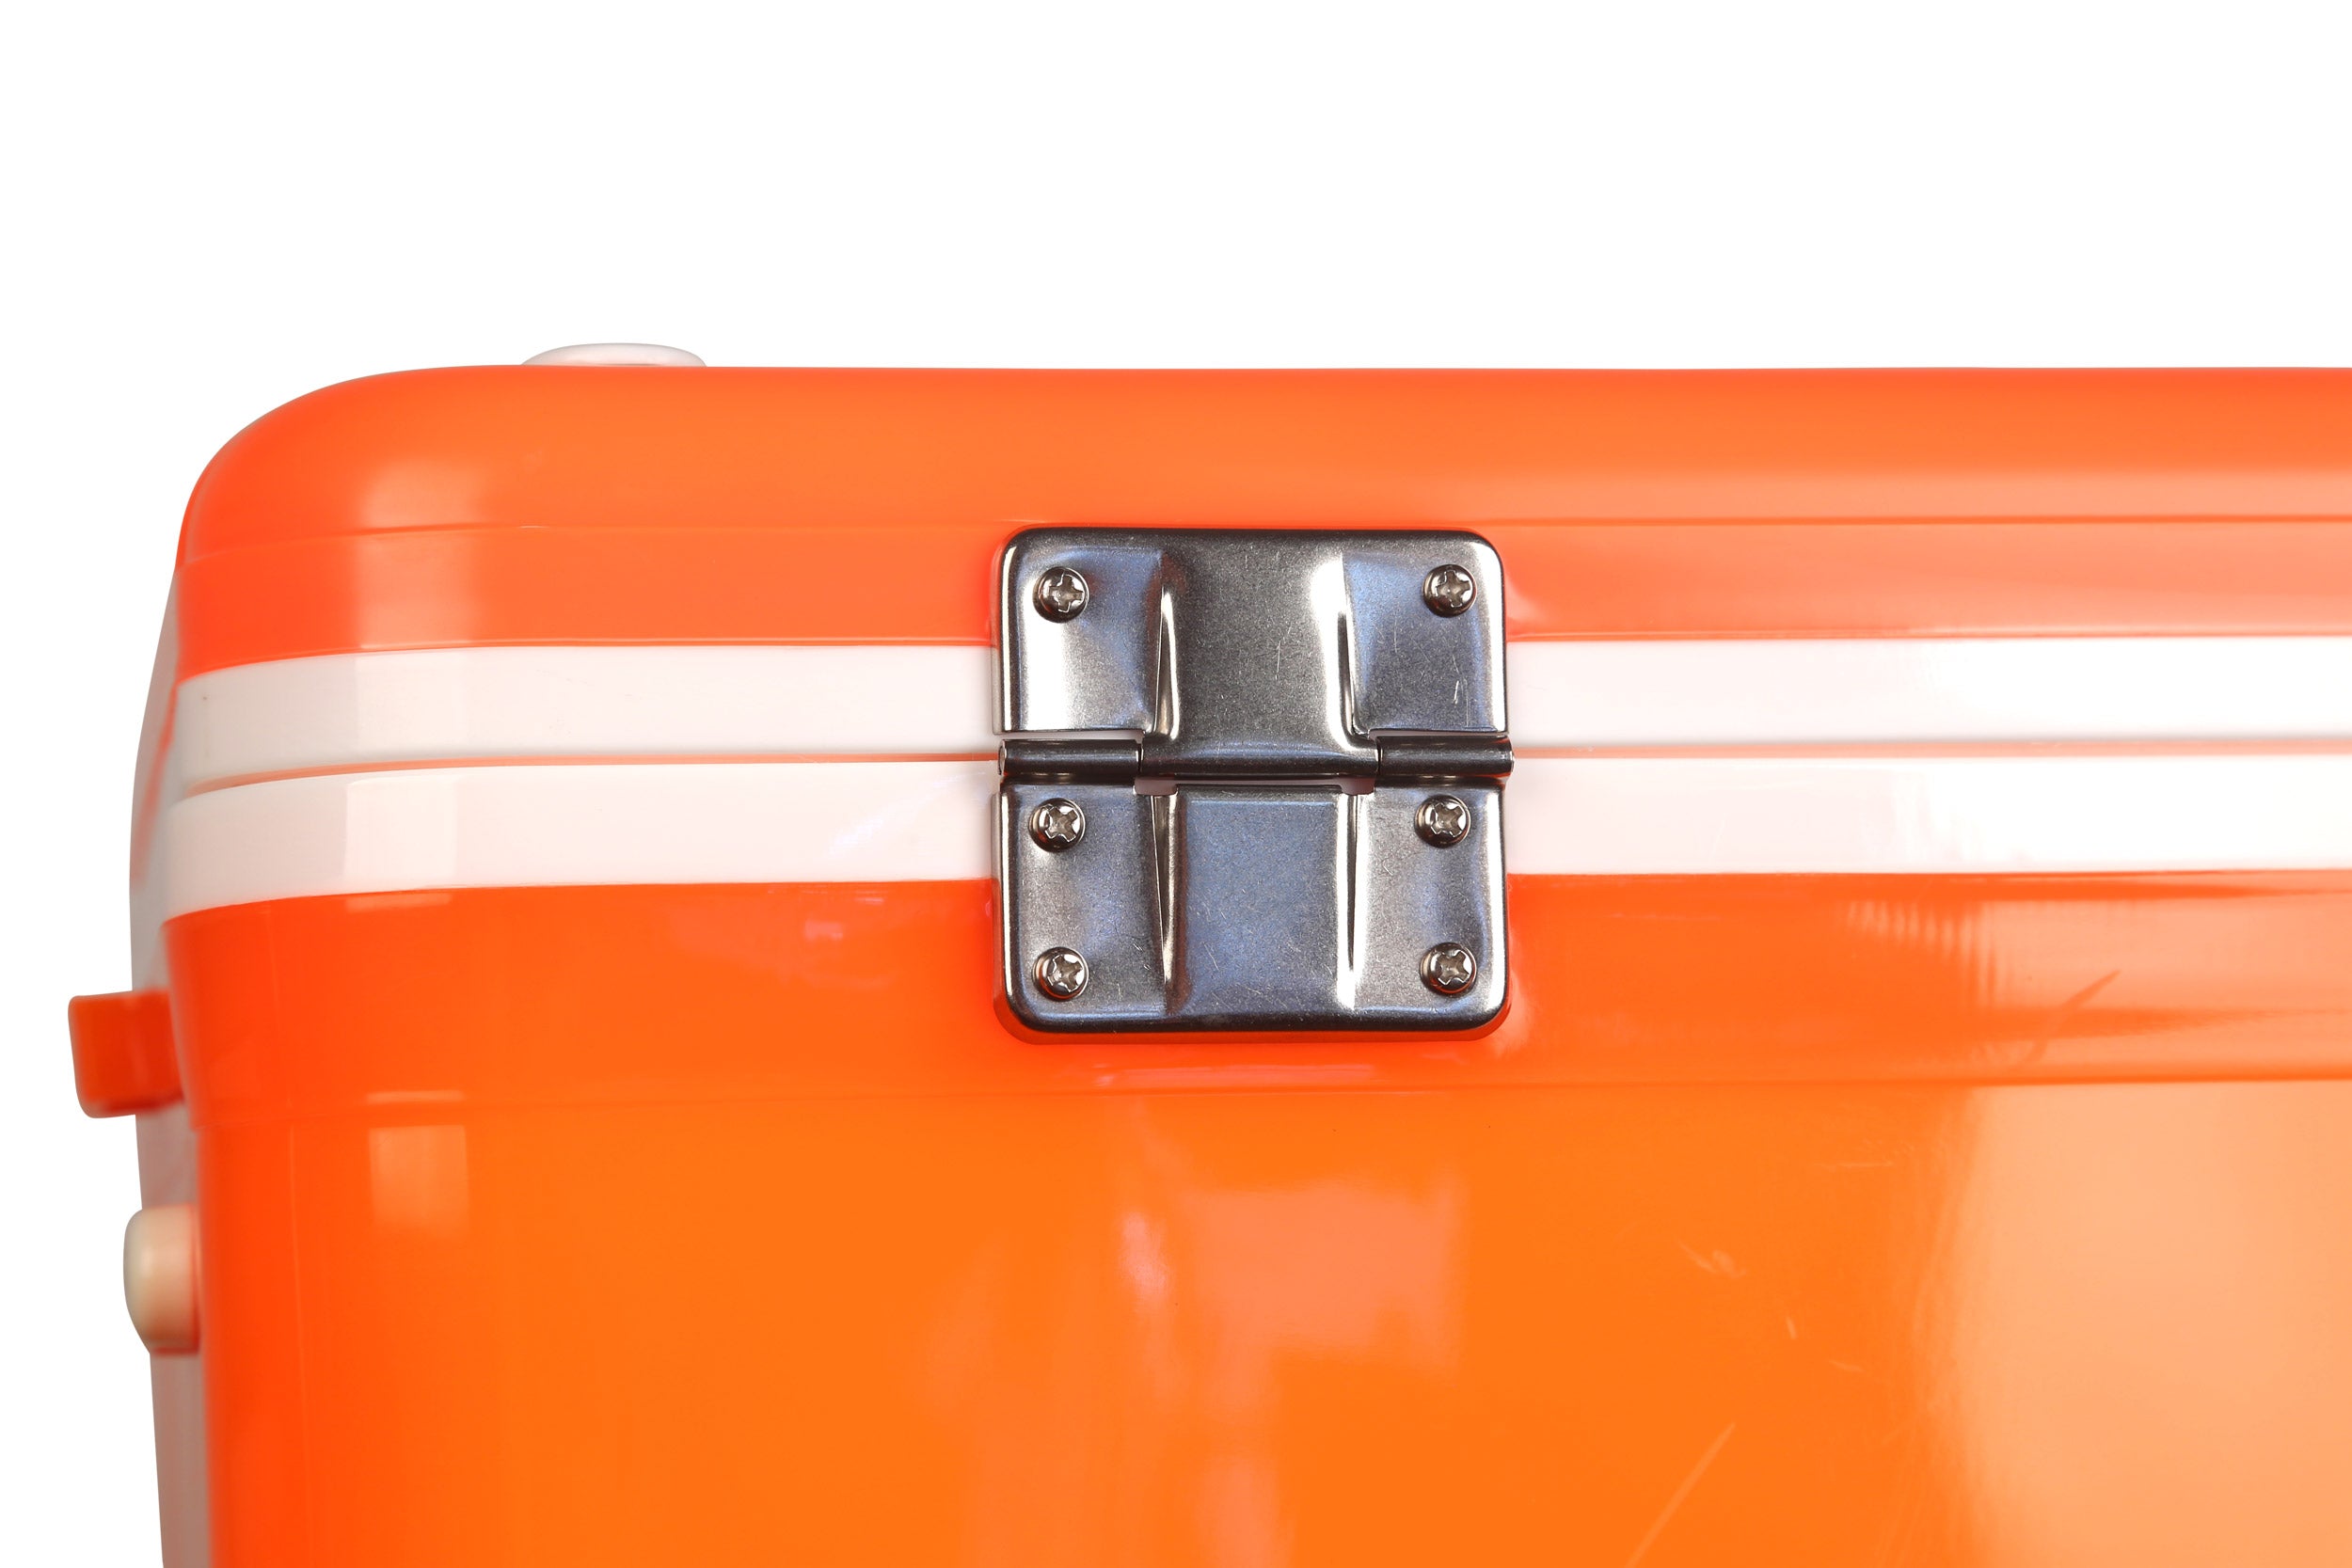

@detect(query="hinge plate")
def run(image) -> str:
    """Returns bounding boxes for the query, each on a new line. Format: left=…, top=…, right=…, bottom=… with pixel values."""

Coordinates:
left=998, top=529, right=1510, bottom=1033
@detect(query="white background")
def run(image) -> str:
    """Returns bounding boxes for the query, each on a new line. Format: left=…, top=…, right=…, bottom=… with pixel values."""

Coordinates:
left=4, top=1, right=2351, bottom=1560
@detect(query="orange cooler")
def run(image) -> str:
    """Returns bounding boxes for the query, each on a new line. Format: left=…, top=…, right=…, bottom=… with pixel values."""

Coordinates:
left=72, top=359, right=2352, bottom=1565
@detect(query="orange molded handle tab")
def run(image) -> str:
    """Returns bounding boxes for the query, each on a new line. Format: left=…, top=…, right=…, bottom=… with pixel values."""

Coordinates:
left=69, top=990, right=180, bottom=1117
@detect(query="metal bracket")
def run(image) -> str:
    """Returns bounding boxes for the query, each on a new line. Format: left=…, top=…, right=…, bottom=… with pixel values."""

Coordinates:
left=998, top=529, right=1510, bottom=1033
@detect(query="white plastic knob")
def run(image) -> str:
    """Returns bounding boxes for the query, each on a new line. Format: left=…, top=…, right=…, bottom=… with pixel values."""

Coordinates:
left=123, top=1205, right=199, bottom=1355
left=522, top=342, right=706, bottom=367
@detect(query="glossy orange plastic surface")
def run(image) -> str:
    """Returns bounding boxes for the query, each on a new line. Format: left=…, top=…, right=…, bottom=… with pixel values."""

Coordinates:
left=183, top=1039, right=2352, bottom=1565
left=171, top=370, right=2352, bottom=675
left=170, top=878, right=2352, bottom=1116
left=147, top=369, right=2352, bottom=1564
left=68, top=988, right=180, bottom=1117
left=163, top=876, right=2352, bottom=1563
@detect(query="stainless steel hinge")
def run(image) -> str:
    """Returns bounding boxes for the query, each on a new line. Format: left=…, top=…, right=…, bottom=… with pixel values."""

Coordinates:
left=997, top=528, right=1510, bottom=1032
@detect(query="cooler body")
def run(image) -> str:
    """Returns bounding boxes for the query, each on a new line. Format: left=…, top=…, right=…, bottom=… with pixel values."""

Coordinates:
left=76, top=369, right=2352, bottom=1565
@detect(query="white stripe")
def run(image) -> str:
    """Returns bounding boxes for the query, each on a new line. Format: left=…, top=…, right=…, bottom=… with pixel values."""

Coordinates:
left=1504, top=754, right=2352, bottom=875
left=164, top=761, right=996, bottom=917
left=168, top=638, right=2352, bottom=792
left=171, top=645, right=998, bottom=788
left=1507, top=637, right=2352, bottom=748
left=162, top=754, right=2352, bottom=917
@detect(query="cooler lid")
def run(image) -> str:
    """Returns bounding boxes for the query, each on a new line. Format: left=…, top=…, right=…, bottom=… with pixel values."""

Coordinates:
left=172, top=364, right=2352, bottom=677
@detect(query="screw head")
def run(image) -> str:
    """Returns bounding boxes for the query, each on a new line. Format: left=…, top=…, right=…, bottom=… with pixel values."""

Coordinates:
left=1421, top=942, right=1478, bottom=995
left=1033, top=566, right=1090, bottom=622
left=1029, top=797, right=1087, bottom=851
left=1416, top=794, right=1471, bottom=847
left=1422, top=563, right=1477, bottom=616
left=1034, top=946, right=1089, bottom=1000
